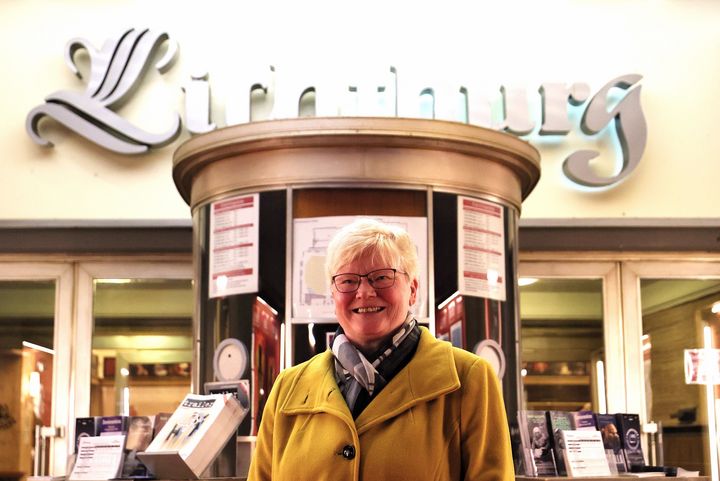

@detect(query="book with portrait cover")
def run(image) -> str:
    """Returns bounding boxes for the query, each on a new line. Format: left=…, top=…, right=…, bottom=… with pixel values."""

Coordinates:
left=545, top=411, right=575, bottom=475
left=138, top=393, right=248, bottom=479
left=616, top=413, right=645, bottom=471
left=121, top=415, right=155, bottom=478
left=517, top=410, right=557, bottom=476
left=596, top=413, right=628, bottom=473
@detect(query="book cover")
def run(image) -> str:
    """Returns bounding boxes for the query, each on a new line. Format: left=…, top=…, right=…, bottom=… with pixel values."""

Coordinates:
left=596, top=413, right=628, bottom=473
left=616, top=413, right=645, bottom=470
left=152, top=412, right=172, bottom=440
left=74, top=417, right=98, bottom=452
left=138, top=393, right=248, bottom=479
left=572, top=410, right=597, bottom=430
left=546, top=411, right=575, bottom=475
left=518, top=410, right=557, bottom=476
left=99, top=415, right=128, bottom=436
left=121, top=416, right=155, bottom=478
left=516, top=411, right=534, bottom=476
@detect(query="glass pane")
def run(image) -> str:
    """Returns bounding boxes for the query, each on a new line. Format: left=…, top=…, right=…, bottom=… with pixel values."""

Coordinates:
left=90, top=279, right=193, bottom=417
left=0, top=280, right=55, bottom=477
left=640, top=278, right=720, bottom=474
left=519, top=278, right=605, bottom=412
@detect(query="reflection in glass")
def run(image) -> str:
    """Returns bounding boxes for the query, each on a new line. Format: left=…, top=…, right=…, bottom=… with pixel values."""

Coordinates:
left=640, top=278, right=720, bottom=474
left=0, top=280, right=55, bottom=476
left=90, top=279, right=193, bottom=417
left=519, top=279, right=605, bottom=412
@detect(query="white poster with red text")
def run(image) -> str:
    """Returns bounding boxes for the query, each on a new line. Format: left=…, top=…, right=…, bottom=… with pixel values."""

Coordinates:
left=458, top=196, right=506, bottom=301
left=209, top=193, right=259, bottom=298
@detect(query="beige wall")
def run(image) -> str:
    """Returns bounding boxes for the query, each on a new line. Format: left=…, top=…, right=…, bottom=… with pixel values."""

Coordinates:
left=2, top=0, right=719, bottom=221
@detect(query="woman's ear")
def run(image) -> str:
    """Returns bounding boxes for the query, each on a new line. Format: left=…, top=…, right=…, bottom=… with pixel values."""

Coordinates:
left=408, top=278, right=419, bottom=305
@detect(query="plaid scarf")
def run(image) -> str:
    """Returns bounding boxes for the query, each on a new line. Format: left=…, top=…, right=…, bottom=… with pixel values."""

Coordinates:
left=331, top=313, right=420, bottom=413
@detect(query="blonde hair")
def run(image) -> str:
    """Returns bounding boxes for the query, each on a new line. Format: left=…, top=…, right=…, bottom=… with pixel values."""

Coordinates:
left=325, top=218, right=419, bottom=285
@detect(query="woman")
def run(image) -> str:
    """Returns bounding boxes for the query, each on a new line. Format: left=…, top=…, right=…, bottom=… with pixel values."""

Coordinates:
left=248, top=218, right=513, bottom=481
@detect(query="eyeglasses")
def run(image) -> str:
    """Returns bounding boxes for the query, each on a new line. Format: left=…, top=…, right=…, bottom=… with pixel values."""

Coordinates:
left=332, top=268, right=407, bottom=293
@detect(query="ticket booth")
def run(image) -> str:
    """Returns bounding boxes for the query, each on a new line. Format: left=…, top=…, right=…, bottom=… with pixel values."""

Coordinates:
left=172, top=116, right=540, bottom=473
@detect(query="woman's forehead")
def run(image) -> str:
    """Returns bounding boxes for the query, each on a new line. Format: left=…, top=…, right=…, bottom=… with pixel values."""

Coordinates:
left=340, top=249, right=395, bottom=270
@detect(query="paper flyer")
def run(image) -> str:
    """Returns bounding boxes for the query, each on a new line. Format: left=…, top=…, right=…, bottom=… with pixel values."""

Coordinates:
left=562, top=430, right=612, bottom=477
left=209, top=193, right=259, bottom=298
left=69, top=435, right=125, bottom=480
left=457, top=196, right=506, bottom=301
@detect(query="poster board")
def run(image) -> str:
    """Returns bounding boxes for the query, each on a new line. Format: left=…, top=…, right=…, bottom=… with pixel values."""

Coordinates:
left=292, top=215, right=428, bottom=320
left=209, top=193, right=259, bottom=298
left=457, top=196, right=506, bottom=301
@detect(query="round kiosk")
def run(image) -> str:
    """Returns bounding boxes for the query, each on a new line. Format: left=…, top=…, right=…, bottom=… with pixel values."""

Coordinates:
left=172, top=116, right=540, bottom=473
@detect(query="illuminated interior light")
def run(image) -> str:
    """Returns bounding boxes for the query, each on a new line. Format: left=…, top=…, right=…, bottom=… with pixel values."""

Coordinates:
left=712, top=301, right=720, bottom=314
left=257, top=296, right=278, bottom=314
left=96, top=278, right=132, bottom=284
left=437, top=291, right=460, bottom=310
left=22, top=341, right=55, bottom=355
left=120, top=367, right=130, bottom=377
left=518, top=277, right=538, bottom=287
left=308, top=322, right=316, bottom=349
left=28, top=371, right=41, bottom=399
left=215, top=275, right=228, bottom=291
left=280, top=322, right=286, bottom=370
left=703, top=326, right=719, bottom=481
left=520, top=368, right=527, bottom=377
left=122, top=387, right=130, bottom=417
left=487, top=269, right=499, bottom=285
left=596, top=360, right=607, bottom=414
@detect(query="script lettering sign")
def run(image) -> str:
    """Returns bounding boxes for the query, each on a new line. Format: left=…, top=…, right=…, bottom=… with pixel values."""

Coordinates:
left=27, top=28, right=647, bottom=189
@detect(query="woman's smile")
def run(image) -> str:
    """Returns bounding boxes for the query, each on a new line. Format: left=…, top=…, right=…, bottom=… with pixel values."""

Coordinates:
left=353, top=306, right=385, bottom=314
left=332, top=256, right=417, bottom=352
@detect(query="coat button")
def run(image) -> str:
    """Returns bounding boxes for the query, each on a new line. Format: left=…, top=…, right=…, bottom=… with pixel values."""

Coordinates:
left=341, top=444, right=356, bottom=460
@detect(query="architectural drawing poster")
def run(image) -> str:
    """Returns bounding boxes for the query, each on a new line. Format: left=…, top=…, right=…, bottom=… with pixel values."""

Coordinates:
left=292, top=215, right=428, bottom=320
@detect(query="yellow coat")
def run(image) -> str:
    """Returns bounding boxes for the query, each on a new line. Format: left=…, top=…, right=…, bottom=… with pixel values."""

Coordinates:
left=248, top=327, right=513, bottom=481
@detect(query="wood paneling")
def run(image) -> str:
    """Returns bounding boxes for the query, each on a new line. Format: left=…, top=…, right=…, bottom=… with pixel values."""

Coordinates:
left=293, top=188, right=426, bottom=218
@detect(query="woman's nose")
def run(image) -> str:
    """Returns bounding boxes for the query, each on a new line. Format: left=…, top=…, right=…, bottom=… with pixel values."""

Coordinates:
left=355, top=277, right=376, bottom=296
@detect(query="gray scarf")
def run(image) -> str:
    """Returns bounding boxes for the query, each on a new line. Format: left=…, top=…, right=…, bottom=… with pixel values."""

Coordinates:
left=331, top=313, right=420, bottom=413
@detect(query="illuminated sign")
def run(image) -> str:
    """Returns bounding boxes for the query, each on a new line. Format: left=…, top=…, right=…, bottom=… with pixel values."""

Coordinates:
left=26, top=28, right=181, bottom=154
left=27, top=28, right=647, bottom=189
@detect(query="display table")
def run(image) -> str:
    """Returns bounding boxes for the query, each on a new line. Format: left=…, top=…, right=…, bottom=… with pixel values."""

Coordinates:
left=154, top=477, right=708, bottom=481
left=516, top=477, right=709, bottom=481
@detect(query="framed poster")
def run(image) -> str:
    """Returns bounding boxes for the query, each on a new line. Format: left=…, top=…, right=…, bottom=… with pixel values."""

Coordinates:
left=292, top=215, right=428, bottom=320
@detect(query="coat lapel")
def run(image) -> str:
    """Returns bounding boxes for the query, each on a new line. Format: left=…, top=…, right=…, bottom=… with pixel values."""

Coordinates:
left=280, top=350, right=355, bottom=427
